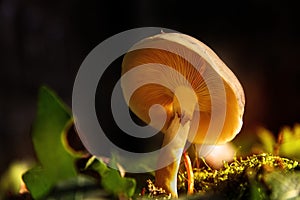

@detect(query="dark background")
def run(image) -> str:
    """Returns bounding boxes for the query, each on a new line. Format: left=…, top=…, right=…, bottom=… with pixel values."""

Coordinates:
left=1, top=0, right=299, bottom=175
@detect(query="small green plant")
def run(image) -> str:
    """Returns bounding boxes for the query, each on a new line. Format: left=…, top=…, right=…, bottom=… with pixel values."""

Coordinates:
left=1, top=86, right=136, bottom=200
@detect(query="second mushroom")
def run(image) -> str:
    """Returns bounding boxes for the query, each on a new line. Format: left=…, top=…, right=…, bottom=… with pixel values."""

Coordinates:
left=121, top=32, right=245, bottom=197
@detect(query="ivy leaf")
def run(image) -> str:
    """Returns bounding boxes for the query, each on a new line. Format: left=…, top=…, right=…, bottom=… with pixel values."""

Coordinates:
left=22, top=86, right=77, bottom=199
left=86, top=156, right=136, bottom=198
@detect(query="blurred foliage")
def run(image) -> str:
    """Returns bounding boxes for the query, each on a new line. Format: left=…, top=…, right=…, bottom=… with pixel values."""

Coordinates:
left=254, top=124, right=300, bottom=161
left=264, top=170, right=300, bottom=200
left=38, top=175, right=113, bottom=200
left=0, top=161, right=32, bottom=199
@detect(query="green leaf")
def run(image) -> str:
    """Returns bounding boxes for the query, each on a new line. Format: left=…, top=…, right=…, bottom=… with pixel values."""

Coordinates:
left=22, top=166, right=53, bottom=199
left=22, top=86, right=77, bottom=199
left=86, top=156, right=136, bottom=198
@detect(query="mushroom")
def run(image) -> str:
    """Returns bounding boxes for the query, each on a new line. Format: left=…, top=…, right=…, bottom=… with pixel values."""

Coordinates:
left=121, top=32, right=245, bottom=197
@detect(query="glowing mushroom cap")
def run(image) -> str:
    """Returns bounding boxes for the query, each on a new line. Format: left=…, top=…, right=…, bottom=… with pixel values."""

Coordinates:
left=121, top=32, right=245, bottom=145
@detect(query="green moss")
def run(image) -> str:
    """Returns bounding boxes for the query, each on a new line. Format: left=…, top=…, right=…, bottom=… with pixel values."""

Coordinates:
left=178, top=153, right=299, bottom=199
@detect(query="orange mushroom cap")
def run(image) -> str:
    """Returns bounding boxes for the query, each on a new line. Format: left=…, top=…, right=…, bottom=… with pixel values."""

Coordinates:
left=121, top=32, right=245, bottom=145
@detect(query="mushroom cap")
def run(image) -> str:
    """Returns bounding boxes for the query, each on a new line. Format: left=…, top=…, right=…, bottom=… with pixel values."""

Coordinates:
left=121, top=33, right=245, bottom=144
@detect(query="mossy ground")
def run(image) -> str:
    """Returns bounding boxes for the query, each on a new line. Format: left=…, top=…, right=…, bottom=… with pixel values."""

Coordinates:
left=141, top=154, right=300, bottom=199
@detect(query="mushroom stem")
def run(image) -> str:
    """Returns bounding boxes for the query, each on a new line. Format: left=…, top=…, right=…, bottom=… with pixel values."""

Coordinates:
left=155, top=115, right=191, bottom=197
left=183, top=151, right=194, bottom=195
left=155, top=86, right=197, bottom=197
